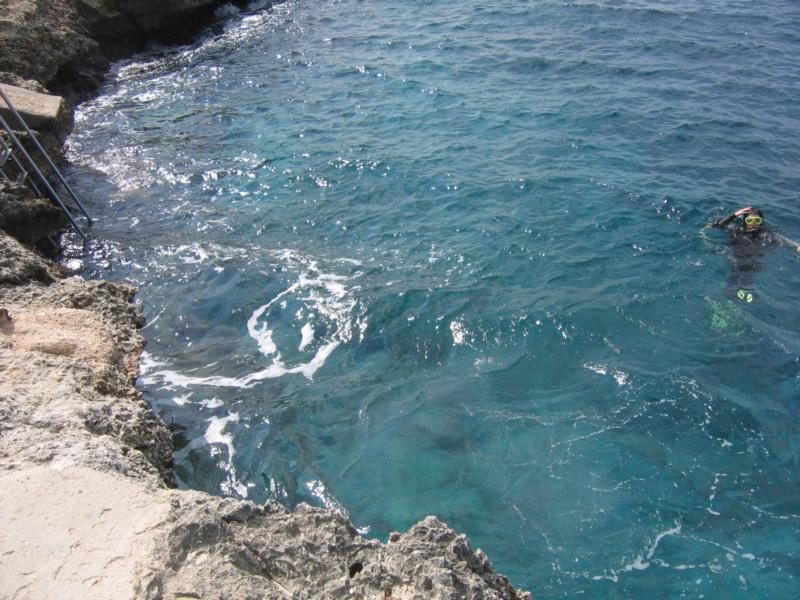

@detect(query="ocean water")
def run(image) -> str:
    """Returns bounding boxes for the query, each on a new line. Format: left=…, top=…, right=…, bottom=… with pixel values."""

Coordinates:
left=63, top=0, right=800, bottom=596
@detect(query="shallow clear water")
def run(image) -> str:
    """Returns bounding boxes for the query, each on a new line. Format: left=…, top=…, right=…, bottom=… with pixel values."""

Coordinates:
left=64, top=0, right=800, bottom=596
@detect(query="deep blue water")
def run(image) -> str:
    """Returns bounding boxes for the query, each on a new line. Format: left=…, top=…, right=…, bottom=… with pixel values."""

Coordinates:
left=63, top=0, right=800, bottom=596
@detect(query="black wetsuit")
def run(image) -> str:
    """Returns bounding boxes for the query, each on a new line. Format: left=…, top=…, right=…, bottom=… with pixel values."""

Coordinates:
left=713, top=213, right=791, bottom=294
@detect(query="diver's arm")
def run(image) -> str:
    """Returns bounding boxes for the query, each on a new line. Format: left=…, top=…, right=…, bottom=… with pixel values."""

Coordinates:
left=774, top=232, right=800, bottom=253
left=713, top=213, right=738, bottom=228
left=713, top=207, right=750, bottom=228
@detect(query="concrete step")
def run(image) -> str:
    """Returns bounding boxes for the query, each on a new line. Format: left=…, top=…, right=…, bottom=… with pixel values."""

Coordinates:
left=0, top=84, right=64, bottom=129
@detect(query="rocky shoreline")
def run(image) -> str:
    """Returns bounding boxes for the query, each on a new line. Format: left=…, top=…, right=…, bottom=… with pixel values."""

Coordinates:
left=0, top=2, right=531, bottom=598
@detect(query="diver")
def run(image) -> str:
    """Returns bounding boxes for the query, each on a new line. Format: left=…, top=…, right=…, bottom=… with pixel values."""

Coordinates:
left=711, top=206, right=800, bottom=302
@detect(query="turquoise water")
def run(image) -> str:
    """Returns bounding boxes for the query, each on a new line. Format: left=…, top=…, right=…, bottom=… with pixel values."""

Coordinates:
left=64, top=0, right=800, bottom=596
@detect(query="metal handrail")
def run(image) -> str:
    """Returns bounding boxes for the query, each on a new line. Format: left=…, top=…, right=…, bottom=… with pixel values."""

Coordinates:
left=0, top=136, right=43, bottom=196
left=0, top=86, right=92, bottom=223
left=0, top=112, right=87, bottom=240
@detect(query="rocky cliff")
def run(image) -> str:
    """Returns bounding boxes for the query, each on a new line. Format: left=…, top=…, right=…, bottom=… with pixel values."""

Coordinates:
left=0, top=0, right=247, bottom=98
left=0, top=2, right=532, bottom=598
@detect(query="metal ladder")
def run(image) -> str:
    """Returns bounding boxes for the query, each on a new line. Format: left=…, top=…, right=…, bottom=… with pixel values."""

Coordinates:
left=0, top=86, right=92, bottom=240
left=1, top=136, right=42, bottom=196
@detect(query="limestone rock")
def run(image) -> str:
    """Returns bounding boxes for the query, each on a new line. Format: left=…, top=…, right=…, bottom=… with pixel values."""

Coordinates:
left=138, top=497, right=531, bottom=600
left=78, top=0, right=225, bottom=34
left=0, top=0, right=104, bottom=93
left=0, top=73, right=49, bottom=94
left=0, top=230, right=62, bottom=284
left=0, top=465, right=174, bottom=600
left=0, top=181, right=68, bottom=252
left=0, top=298, right=175, bottom=485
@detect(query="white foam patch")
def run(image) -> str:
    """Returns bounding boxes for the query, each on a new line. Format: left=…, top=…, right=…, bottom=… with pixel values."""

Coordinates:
left=172, top=392, right=193, bottom=406
left=247, top=287, right=288, bottom=356
left=305, top=479, right=349, bottom=517
left=143, top=250, right=363, bottom=388
left=588, top=522, right=682, bottom=582
left=139, top=351, right=168, bottom=375
left=334, top=258, right=363, bottom=266
left=583, top=362, right=629, bottom=386
left=157, top=242, right=248, bottom=265
left=647, top=523, right=682, bottom=559
left=200, top=397, right=224, bottom=409
left=149, top=340, right=341, bottom=388
left=205, top=412, right=237, bottom=449
left=178, top=244, right=209, bottom=264
left=584, top=362, right=608, bottom=376
left=299, top=322, right=315, bottom=351
left=622, top=556, right=650, bottom=572
left=205, top=411, right=249, bottom=497
left=450, top=319, right=469, bottom=346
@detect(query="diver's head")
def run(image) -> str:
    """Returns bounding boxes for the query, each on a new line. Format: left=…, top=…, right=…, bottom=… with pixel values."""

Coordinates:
left=744, top=207, right=764, bottom=232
